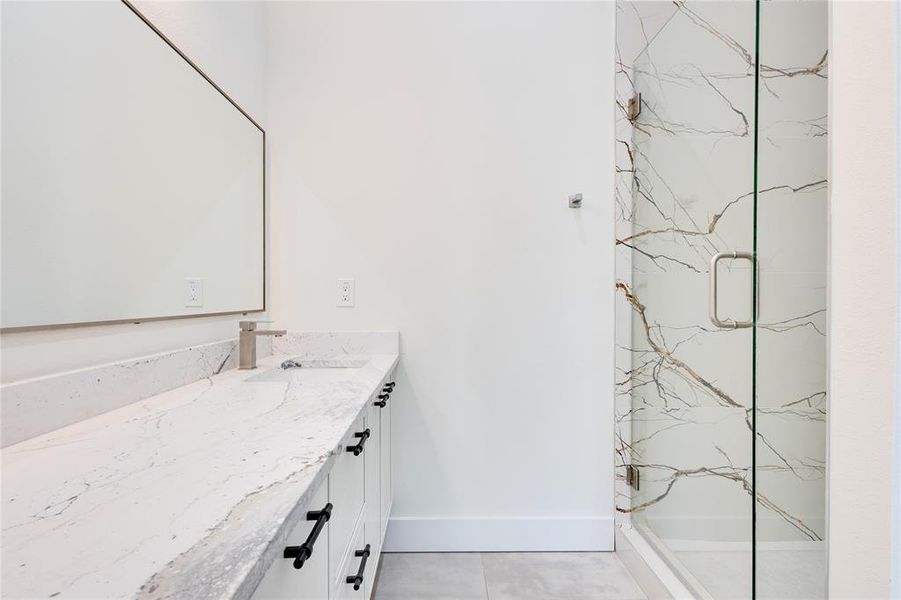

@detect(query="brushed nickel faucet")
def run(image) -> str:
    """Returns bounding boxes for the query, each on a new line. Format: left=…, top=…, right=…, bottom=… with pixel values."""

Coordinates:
left=239, top=321, right=287, bottom=370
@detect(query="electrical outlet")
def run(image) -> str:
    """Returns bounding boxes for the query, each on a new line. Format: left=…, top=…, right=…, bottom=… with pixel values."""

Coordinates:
left=184, top=278, right=203, bottom=307
left=337, top=278, right=355, bottom=307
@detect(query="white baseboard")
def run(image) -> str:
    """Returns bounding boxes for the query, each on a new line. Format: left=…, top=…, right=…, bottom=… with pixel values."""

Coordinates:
left=382, top=516, right=614, bottom=552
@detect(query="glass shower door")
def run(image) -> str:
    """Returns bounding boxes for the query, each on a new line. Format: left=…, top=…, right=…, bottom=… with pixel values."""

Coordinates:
left=620, top=1, right=758, bottom=597
left=616, top=1, right=829, bottom=597
left=754, top=1, right=828, bottom=598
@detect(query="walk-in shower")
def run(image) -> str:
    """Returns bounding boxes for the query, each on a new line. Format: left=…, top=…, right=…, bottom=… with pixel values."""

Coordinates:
left=614, top=1, right=827, bottom=598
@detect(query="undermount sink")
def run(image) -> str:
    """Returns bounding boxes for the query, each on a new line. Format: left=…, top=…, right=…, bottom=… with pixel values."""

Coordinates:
left=244, top=358, right=367, bottom=383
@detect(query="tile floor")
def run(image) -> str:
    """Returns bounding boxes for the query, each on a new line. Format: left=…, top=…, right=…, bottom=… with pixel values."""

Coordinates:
left=372, top=552, right=648, bottom=600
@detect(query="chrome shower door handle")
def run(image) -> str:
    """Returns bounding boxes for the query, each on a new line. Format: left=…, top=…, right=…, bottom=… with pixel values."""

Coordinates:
left=709, top=251, right=755, bottom=329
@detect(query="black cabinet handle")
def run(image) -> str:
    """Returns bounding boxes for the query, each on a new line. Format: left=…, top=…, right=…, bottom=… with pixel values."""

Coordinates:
left=283, top=503, right=332, bottom=569
left=383, top=382, right=395, bottom=390
left=375, top=393, right=389, bottom=408
left=345, top=544, right=371, bottom=590
left=346, top=429, right=370, bottom=456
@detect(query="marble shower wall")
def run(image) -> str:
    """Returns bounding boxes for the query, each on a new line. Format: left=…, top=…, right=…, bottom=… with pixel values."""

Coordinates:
left=614, top=0, right=827, bottom=553
left=613, top=0, right=640, bottom=522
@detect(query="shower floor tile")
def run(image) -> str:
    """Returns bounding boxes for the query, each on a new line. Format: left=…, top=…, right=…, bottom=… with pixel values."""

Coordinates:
left=675, top=549, right=826, bottom=600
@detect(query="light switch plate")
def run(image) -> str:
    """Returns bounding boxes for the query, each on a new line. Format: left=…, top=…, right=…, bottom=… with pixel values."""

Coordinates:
left=337, top=278, right=355, bottom=307
left=184, top=278, right=203, bottom=307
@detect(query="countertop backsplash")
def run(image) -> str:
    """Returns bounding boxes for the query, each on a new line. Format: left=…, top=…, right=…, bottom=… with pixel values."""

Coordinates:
left=0, top=332, right=399, bottom=448
left=0, top=336, right=275, bottom=448
left=272, top=331, right=400, bottom=358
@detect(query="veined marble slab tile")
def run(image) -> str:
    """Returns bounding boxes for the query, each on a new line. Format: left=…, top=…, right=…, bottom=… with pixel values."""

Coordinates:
left=1, top=338, right=244, bottom=447
left=1, top=350, right=399, bottom=600
left=273, top=331, right=400, bottom=358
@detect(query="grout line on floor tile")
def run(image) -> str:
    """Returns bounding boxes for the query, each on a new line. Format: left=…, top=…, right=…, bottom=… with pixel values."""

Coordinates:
left=479, top=552, right=491, bottom=600
left=614, top=552, right=651, bottom=600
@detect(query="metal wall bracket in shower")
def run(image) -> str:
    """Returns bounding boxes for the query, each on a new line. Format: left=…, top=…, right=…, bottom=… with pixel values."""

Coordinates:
left=627, top=92, right=641, bottom=121
left=625, top=464, right=640, bottom=490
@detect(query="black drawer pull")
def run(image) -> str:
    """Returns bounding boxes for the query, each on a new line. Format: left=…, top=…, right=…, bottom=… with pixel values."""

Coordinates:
left=346, top=544, right=371, bottom=590
left=375, top=393, right=389, bottom=408
left=283, top=503, right=332, bottom=569
left=383, top=382, right=395, bottom=390
left=346, top=429, right=370, bottom=456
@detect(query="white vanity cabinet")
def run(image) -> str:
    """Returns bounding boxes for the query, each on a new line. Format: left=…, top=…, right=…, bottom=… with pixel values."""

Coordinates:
left=251, top=373, right=395, bottom=600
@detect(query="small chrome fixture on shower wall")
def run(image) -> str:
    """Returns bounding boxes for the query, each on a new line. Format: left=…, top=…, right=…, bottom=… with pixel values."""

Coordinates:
left=569, top=193, right=583, bottom=208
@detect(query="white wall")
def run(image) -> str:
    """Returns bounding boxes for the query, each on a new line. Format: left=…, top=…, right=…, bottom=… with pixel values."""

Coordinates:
left=895, top=3, right=901, bottom=591
left=0, top=1, right=268, bottom=383
left=267, top=1, right=615, bottom=551
left=828, top=1, right=899, bottom=597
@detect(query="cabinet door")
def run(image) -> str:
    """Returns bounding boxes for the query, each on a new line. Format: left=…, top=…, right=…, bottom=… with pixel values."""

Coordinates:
left=251, top=480, right=329, bottom=600
left=363, top=402, right=382, bottom=599
left=379, top=377, right=393, bottom=540
left=364, top=401, right=381, bottom=562
left=335, top=518, right=367, bottom=600
left=329, top=415, right=367, bottom=589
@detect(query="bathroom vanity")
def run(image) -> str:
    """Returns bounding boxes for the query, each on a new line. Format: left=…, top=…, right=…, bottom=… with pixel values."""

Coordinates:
left=1, top=6, right=399, bottom=597
left=1, top=333, right=399, bottom=600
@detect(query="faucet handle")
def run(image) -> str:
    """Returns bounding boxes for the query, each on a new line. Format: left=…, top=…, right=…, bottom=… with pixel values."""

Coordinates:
left=239, top=320, right=273, bottom=331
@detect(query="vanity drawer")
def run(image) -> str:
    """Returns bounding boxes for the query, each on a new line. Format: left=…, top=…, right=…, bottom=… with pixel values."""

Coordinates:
left=335, top=516, right=367, bottom=600
left=328, top=415, right=366, bottom=588
left=251, top=480, right=329, bottom=600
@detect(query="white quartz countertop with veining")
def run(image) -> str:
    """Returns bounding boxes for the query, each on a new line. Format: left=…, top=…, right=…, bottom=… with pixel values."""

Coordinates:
left=1, top=352, right=399, bottom=600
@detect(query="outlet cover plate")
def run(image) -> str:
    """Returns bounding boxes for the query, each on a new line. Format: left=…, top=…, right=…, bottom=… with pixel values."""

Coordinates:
left=184, top=278, right=203, bottom=307
left=337, top=278, right=355, bottom=307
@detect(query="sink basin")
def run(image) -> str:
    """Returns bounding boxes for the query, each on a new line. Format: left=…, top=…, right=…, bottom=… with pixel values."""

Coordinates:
left=244, top=358, right=367, bottom=383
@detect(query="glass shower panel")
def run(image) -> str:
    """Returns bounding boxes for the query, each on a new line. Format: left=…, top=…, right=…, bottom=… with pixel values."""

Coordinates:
left=623, top=2, right=757, bottom=597
left=755, top=2, right=828, bottom=598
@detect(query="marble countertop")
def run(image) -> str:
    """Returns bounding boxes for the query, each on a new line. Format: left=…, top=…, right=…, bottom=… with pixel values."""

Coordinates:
left=1, top=352, right=399, bottom=600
